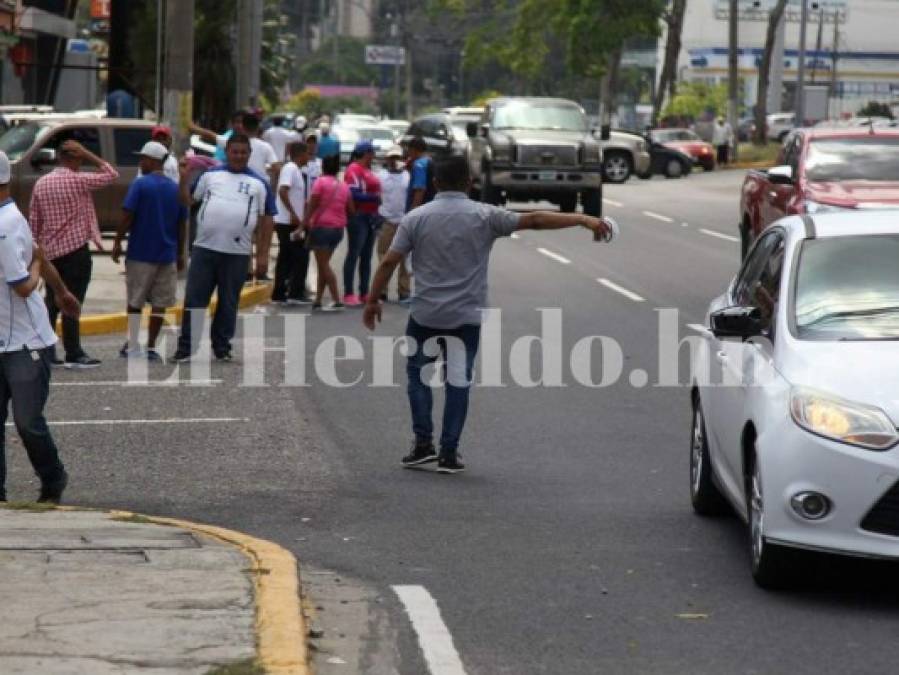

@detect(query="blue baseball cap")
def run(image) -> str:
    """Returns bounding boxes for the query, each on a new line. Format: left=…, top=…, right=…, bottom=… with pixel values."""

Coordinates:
left=354, top=140, right=375, bottom=155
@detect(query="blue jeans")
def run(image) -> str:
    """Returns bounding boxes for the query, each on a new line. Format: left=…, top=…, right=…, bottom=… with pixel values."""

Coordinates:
left=405, top=317, right=481, bottom=455
left=178, top=246, right=248, bottom=356
left=0, top=347, right=65, bottom=499
left=343, top=212, right=380, bottom=296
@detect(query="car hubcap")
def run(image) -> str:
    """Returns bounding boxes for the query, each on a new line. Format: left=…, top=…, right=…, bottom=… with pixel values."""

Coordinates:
left=606, top=157, right=628, bottom=180
left=690, top=405, right=703, bottom=497
left=750, top=464, right=764, bottom=566
left=668, top=160, right=682, bottom=177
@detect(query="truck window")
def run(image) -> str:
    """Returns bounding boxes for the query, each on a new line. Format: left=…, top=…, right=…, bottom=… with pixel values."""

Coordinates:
left=45, top=126, right=101, bottom=156
left=114, top=128, right=153, bottom=166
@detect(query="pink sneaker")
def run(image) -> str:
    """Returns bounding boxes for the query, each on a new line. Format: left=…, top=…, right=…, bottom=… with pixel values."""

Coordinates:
left=343, top=294, right=362, bottom=306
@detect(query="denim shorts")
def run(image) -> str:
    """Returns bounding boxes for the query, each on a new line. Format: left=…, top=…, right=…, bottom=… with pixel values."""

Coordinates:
left=307, top=227, right=344, bottom=251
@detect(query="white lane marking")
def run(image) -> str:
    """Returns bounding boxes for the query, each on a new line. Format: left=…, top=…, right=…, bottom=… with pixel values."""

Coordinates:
left=597, top=278, right=645, bottom=303
left=392, top=585, right=467, bottom=675
left=643, top=210, right=674, bottom=223
left=699, top=228, right=740, bottom=243
left=510, top=232, right=520, bottom=240
left=603, top=198, right=623, bottom=208
left=681, top=222, right=689, bottom=228
left=52, top=379, right=223, bottom=387
left=536, top=247, right=571, bottom=265
left=687, top=323, right=709, bottom=334
left=6, top=417, right=250, bottom=427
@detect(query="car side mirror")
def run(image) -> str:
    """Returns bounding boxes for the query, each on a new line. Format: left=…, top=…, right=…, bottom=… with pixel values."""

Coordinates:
left=768, top=165, right=793, bottom=185
left=710, top=306, right=763, bottom=340
left=600, top=124, right=611, bottom=141
left=466, top=122, right=477, bottom=138
left=31, top=147, right=56, bottom=167
left=479, top=123, right=490, bottom=138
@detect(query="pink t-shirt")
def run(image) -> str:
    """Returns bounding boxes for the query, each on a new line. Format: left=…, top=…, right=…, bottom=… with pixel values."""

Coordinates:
left=310, top=175, right=350, bottom=229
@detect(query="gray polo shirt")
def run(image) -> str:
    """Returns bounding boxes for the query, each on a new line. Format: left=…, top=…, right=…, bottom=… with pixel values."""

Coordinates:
left=389, top=191, right=520, bottom=329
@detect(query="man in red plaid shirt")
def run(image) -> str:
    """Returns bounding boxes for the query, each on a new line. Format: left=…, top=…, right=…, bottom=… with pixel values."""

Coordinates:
left=30, top=140, right=118, bottom=368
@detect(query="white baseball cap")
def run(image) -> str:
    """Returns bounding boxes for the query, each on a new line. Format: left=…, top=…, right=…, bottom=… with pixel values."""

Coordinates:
left=0, top=151, right=10, bottom=184
left=386, top=145, right=404, bottom=159
left=136, top=141, right=169, bottom=161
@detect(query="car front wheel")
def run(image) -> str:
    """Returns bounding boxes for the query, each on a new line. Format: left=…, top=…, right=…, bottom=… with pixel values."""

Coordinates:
left=664, top=158, right=684, bottom=178
left=748, top=455, right=796, bottom=589
left=603, top=152, right=632, bottom=183
left=690, top=394, right=728, bottom=516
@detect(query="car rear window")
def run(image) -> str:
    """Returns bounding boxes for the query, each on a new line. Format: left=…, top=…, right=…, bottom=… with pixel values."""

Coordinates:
left=114, top=128, right=153, bottom=166
left=806, top=137, right=899, bottom=182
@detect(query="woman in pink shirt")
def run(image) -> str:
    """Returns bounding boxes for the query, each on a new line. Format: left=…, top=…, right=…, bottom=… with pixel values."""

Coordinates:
left=304, top=155, right=354, bottom=311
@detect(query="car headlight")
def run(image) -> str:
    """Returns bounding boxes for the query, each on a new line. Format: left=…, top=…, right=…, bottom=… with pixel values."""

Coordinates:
left=804, top=201, right=854, bottom=215
left=492, top=143, right=513, bottom=162
left=790, top=387, right=899, bottom=450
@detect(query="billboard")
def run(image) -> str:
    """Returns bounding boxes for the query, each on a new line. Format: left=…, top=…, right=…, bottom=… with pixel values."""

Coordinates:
left=365, top=45, right=406, bottom=66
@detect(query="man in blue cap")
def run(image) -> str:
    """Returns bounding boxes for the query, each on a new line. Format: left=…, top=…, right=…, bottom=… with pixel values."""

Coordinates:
left=342, top=139, right=382, bottom=306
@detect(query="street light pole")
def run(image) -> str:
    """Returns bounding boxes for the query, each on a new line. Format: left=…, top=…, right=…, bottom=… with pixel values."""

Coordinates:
left=163, top=0, right=194, bottom=151
left=728, top=0, right=739, bottom=161
left=795, top=0, right=808, bottom=126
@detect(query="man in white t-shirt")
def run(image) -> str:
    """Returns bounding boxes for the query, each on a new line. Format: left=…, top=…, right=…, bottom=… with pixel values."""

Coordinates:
left=272, top=142, right=312, bottom=304
left=190, top=112, right=279, bottom=183
left=173, top=134, right=277, bottom=362
left=376, top=145, right=411, bottom=302
left=302, top=131, right=323, bottom=192
left=262, top=115, right=300, bottom=162
left=0, top=150, right=80, bottom=503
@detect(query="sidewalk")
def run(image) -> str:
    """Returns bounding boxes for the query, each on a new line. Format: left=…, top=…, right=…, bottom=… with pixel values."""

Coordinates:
left=0, top=506, right=308, bottom=675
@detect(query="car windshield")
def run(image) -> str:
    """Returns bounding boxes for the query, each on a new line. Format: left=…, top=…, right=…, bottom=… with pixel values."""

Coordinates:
left=805, top=137, right=899, bottom=182
left=652, top=129, right=700, bottom=143
left=356, top=127, right=394, bottom=141
left=0, top=122, right=51, bottom=161
left=492, top=103, right=586, bottom=132
left=795, top=235, right=899, bottom=340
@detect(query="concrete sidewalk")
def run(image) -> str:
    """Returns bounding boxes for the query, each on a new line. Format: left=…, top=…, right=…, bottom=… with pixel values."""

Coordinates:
left=0, top=507, right=308, bottom=675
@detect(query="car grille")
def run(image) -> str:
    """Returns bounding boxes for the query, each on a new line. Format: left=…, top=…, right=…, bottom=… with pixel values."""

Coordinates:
left=516, top=145, right=578, bottom=167
left=860, top=480, right=899, bottom=536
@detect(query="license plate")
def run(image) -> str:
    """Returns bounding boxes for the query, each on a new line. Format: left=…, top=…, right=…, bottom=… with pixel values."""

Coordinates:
left=538, top=171, right=557, bottom=181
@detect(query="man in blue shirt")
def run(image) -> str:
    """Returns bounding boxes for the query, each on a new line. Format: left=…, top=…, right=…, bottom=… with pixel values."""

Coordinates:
left=213, top=110, right=245, bottom=163
left=112, top=141, right=188, bottom=361
left=317, top=122, right=340, bottom=160
left=405, top=137, right=436, bottom=211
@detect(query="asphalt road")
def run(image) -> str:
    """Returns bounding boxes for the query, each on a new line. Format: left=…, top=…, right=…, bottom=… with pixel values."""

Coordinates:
left=8, top=169, right=899, bottom=674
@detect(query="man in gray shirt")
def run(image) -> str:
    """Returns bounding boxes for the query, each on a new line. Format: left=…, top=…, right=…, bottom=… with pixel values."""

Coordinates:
left=364, top=155, right=612, bottom=473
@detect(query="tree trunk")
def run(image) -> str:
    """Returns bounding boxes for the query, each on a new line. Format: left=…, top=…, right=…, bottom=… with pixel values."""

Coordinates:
left=601, top=46, right=623, bottom=128
left=754, top=0, right=787, bottom=145
left=652, top=0, right=687, bottom=127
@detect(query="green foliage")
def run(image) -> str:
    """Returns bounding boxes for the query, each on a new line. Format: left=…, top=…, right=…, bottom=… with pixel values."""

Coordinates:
left=283, top=88, right=378, bottom=119
left=662, top=81, right=729, bottom=120
left=857, top=100, right=894, bottom=120
left=471, top=89, right=504, bottom=107
left=260, top=0, right=296, bottom=104
left=296, top=36, right=380, bottom=87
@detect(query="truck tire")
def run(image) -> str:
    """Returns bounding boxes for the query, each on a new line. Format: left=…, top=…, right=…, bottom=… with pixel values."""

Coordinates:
left=602, top=152, right=632, bottom=184
left=559, top=194, right=578, bottom=213
left=582, top=188, right=601, bottom=217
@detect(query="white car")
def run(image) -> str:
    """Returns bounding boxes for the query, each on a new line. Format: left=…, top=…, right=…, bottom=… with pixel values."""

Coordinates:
left=766, top=112, right=795, bottom=143
left=691, top=211, right=899, bottom=588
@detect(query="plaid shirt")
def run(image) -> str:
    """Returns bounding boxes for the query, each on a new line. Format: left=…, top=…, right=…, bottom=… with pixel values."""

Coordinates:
left=29, top=163, right=118, bottom=260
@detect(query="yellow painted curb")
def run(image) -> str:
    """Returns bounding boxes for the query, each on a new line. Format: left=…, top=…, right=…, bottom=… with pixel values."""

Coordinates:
left=22, top=505, right=309, bottom=675
left=58, top=282, right=273, bottom=337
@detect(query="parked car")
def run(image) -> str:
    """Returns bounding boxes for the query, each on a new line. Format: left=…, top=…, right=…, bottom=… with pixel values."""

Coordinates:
left=0, top=117, right=156, bottom=232
left=738, top=116, right=757, bottom=142
left=650, top=128, right=715, bottom=171
left=766, top=112, right=795, bottom=143
left=332, top=125, right=360, bottom=165
left=636, top=136, right=694, bottom=179
left=594, top=130, right=651, bottom=184
left=467, top=97, right=603, bottom=215
left=381, top=119, right=409, bottom=140
left=691, top=211, right=899, bottom=588
left=739, top=127, right=899, bottom=258
left=332, top=113, right=379, bottom=130
left=402, top=107, right=484, bottom=160
left=353, top=125, right=396, bottom=159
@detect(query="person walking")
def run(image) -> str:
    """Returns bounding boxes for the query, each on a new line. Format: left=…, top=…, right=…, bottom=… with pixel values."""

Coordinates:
left=139, top=125, right=180, bottom=183
left=713, top=117, right=732, bottom=166
left=406, top=137, right=436, bottom=211
left=316, top=122, right=340, bottom=160
left=191, top=112, right=279, bottom=183
left=213, top=110, right=245, bottom=163
left=29, top=139, right=118, bottom=368
left=0, top=150, right=80, bottom=503
left=363, top=156, right=612, bottom=474
left=303, top=131, right=322, bottom=190
left=376, top=145, right=411, bottom=303
left=272, top=142, right=312, bottom=305
left=305, top=154, right=352, bottom=312
left=343, top=141, right=382, bottom=306
left=262, top=115, right=300, bottom=163
left=172, top=134, right=276, bottom=362
left=112, top=141, right=188, bottom=360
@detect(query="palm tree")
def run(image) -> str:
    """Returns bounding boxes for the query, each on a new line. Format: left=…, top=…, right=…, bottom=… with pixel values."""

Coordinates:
left=753, top=0, right=788, bottom=145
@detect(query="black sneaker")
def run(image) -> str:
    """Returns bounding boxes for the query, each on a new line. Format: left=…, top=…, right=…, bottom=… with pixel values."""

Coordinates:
left=37, top=470, right=68, bottom=504
left=49, top=349, right=64, bottom=366
left=65, top=355, right=101, bottom=369
left=171, top=350, right=192, bottom=363
left=437, top=455, right=466, bottom=474
left=402, top=441, right=438, bottom=467
left=287, top=297, right=313, bottom=306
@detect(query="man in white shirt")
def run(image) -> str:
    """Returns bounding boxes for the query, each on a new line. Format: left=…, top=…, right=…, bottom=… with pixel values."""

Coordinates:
left=376, top=145, right=412, bottom=302
left=0, top=150, right=80, bottom=503
left=272, top=142, right=312, bottom=304
left=190, top=112, right=279, bottom=183
left=147, top=125, right=180, bottom=182
left=172, top=134, right=277, bottom=362
left=302, top=131, right=323, bottom=192
left=262, top=115, right=300, bottom=162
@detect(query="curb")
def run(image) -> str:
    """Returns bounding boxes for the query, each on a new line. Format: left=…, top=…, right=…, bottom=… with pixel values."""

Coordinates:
left=61, top=282, right=273, bottom=337
left=16, top=505, right=309, bottom=675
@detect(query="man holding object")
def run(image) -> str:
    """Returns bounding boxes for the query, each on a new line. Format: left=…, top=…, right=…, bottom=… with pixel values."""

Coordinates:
left=363, top=156, right=614, bottom=474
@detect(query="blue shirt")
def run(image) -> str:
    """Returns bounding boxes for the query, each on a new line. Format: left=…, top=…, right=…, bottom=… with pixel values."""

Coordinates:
left=406, top=156, right=435, bottom=211
left=214, top=129, right=233, bottom=162
left=317, top=133, right=340, bottom=159
left=123, top=174, right=187, bottom=264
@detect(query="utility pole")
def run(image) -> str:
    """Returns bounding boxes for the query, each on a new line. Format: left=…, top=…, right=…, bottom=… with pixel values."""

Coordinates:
left=811, top=6, right=824, bottom=84
left=768, top=5, right=785, bottom=113
left=795, top=0, right=808, bottom=126
left=829, top=11, right=839, bottom=118
left=236, top=0, right=263, bottom=109
left=162, top=0, right=194, bottom=153
left=728, top=0, right=739, bottom=161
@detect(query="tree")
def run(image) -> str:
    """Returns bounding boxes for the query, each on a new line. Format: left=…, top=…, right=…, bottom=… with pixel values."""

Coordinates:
left=260, top=0, right=296, bottom=104
left=753, top=0, right=787, bottom=145
left=663, top=81, right=728, bottom=121
left=653, top=0, right=687, bottom=126
left=858, top=101, right=894, bottom=119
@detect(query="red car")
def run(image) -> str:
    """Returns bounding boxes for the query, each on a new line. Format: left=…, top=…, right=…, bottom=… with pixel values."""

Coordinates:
left=650, top=128, right=715, bottom=171
left=739, top=127, right=899, bottom=257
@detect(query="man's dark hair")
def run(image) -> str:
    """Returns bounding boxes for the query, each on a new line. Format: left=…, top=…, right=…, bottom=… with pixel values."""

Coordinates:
left=322, top=154, right=340, bottom=176
left=226, top=133, right=251, bottom=148
left=288, top=141, right=308, bottom=158
left=242, top=112, right=260, bottom=133
left=270, top=114, right=285, bottom=127
left=434, top=155, right=470, bottom=191
left=232, top=109, right=245, bottom=122
left=408, top=137, right=427, bottom=152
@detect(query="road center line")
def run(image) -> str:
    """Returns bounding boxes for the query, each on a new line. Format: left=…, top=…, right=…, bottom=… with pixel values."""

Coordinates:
left=597, top=278, right=645, bottom=303
left=699, top=228, right=740, bottom=243
left=603, top=198, right=623, bottom=208
left=6, top=417, right=250, bottom=427
left=536, top=247, right=571, bottom=265
left=643, top=210, right=674, bottom=223
left=392, top=585, right=467, bottom=675
left=52, top=379, right=223, bottom=387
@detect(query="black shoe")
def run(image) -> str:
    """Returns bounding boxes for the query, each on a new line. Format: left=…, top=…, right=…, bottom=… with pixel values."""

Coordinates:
left=437, top=455, right=466, bottom=474
left=287, top=297, right=314, bottom=306
left=37, top=470, right=68, bottom=504
left=380, top=293, right=388, bottom=302
left=402, top=441, right=438, bottom=467
left=171, top=349, right=192, bottom=363
left=65, top=355, right=101, bottom=369
left=214, top=351, right=233, bottom=362
left=49, top=349, right=64, bottom=366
